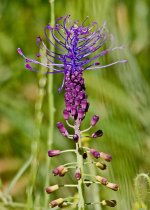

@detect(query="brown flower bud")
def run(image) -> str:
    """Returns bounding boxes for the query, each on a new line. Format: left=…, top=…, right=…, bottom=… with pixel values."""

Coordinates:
left=48, top=150, right=61, bottom=157
left=50, top=198, right=64, bottom=208
left=106, top=182, right=119, bottom=191
left=59, top=167, right=68, bottom=177
left=101, top=200, right=117, bottom=207
left=45, top=184, right=59, bottom=194
left=52, top=165, right=64, bottom=176
left=90, top=149, right=100, bottom=159
left=95, top=176, right=108, bottom=185
left=82, top=152, right=88, bottom=159
left=96, top=162, right=107, bottom=170
left=91, top=130, right=103, bottom=138
left=75, top=169, right=81, bottom=180
left=100, top=152, right=112, bottom=162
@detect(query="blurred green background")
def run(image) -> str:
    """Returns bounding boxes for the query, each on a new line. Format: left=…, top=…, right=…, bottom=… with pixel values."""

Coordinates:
left=0, top=0, right=150, bottom=210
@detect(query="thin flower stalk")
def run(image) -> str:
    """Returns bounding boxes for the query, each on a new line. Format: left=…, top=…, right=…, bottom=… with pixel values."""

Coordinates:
left=44, top=0, right=55, bottom=207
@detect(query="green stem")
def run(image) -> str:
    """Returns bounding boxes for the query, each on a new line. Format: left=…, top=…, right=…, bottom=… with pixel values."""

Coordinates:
left=5, top=156, right=32, bottom=195
left=86, top=156, right=101, bottom=210
left=61, top=149, right=76, bottom=154
left=27, top=48, right=47, bottom=209
left=75, top=120, right=85, bottom=210
left=135, top=173, right=150, bottom=206
left=61, top=184, right=78, bottom=188
left=44, top=0, right=55, bottom=207
left=63, top=162, right=77, bottom=167
left=0, top=202, right=59, bottom=210
left=83, top=174, right=95, bottom=178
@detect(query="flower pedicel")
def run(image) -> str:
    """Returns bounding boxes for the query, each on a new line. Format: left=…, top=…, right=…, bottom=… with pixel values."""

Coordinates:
left=18, top=15, right=126, bottom=209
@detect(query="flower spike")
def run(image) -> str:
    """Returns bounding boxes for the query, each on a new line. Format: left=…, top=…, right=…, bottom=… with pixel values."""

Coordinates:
left=18, top=15, right=126, bottom=209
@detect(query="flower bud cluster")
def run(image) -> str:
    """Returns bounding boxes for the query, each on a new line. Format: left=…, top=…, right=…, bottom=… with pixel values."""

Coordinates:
left=63, top=69, right=89, bottom=122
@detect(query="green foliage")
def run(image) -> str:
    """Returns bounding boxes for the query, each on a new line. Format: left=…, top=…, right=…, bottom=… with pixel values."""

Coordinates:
left=0, top=0, right=150, bottom=209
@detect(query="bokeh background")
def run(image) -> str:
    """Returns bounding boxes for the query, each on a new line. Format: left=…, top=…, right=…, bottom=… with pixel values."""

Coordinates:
left=0, top=0, right=150, bottom=210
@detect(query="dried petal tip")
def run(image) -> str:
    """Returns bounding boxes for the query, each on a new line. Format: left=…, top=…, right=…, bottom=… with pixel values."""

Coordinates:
left=90, top=115, right=99, bottom=126
left=57, top=122, right=68, bottom=137
left=90, top=149, right=100, bottom=159
left=50, top=198, right=64, bottom=208
left=17, top=48, right=23, bottom=55
left=75, top=169, right=81, bottom=180
left=91, top=130, right=103, bottom=138
left=59, top=167, right=68, bottom=177
left=36, top=53, right=41, bottom=57
left=95, top=62, right=100, bottom=65
left=46, top=185, right=59, bottom=194
left=73, top=134, right=79, bottom=142
left=25, top=64, right=33, bottom=70
left=96, top=176, right=108, bottom=185
left=100, top=152, right=112, bottom=162
left=106, top=182, right=119, bottom=191
left=52, top=165, right=64, bottom=176
left=83, top=152, right=88, bottom=159
left=101, top=200, right=117, bottom=207
left=96, top=162, right=107, bottom=170
left=48, top=150, right=61, bottom=157
left=36, top=36, right=42, bottom=42
left=52, top=165, right=68, bottom=177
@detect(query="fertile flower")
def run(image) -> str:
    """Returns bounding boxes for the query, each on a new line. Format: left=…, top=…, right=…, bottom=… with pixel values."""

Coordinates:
left=75, top=169, right=81, bottom=180
left=63, top=109, right=70, bottom=120
left=46, top=184, right=59, bottom=194
left=52, top=165, right=68, bottom=177
left=101, top=200, right=117, bottom=207
left=82, top=152, right=88, bottom=159
left=100, top=152, right=112, bottom=162
left=59, top=167, right=68, bottom=177
left=91, top=129, right=103, bottom=138
left=52, top=165, right=64, bottom=176
left=90, top=148, right=100, bottom=159
left=106, top=182, right=119, bottom=191
left=96, top=162, right=107, bottom=170
left=50, top=198, right=64, bottom=208
left=56, top=122, right=68, bottom=137
left=48, top=150, right=61, bottom=157
left=90, top=115, right=99, bottom=126
left=95, top=175, right=108, bottom=185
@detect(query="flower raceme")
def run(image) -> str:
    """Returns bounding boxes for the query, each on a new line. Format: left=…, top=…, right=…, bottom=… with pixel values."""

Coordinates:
left=18, top=16, right=126, bottom=209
